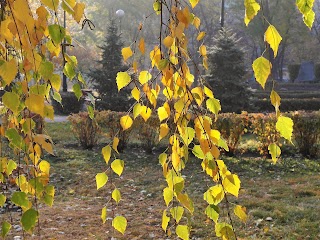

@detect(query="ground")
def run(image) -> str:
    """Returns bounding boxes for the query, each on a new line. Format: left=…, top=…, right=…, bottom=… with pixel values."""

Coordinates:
left=3, top=122, right=320, bottom=239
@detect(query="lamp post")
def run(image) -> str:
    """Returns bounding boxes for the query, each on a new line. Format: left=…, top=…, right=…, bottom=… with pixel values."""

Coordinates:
left=115, top=9, right=125, bottom=33
left=62, top=10, right=67, bottom=92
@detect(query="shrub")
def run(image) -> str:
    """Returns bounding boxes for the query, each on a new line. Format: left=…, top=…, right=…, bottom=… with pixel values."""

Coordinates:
left=213, top=112, right=249, bottom=156
left=135, top=116, right=160, bottom=154
left=52, top=92, right=84, bottom=115
left=249, top=113, right=280, bottom=155
left=96, top=111, right=133, bottom=152
left=291, top=111, right=320, bottom=158
left=68, top=112, right=101, bottom=149
left=288, top=64, right=300, bottom=82
left=253, top=98, right=320, bottom=112
left=314, top=63, right=320, bottom=82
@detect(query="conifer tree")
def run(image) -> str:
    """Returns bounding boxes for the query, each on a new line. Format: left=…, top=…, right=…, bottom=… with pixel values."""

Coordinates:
left=89, top=18, right=129, bottom=111
left=207, top=29, right=252, bottom=113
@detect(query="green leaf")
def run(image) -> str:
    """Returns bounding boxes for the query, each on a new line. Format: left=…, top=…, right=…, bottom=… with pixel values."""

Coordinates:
left=50, top=73, right=61, bottom=91
left=6, top=128, right=25, bottom=150
left=163, top=187, right=173, bottom=206
left=87, top=105, right=94, bottom=119
left=192, top=145, right=205, bottom=159
left=21, top=208, right=39, bottom=233
left=170, top=206, right=184, bottom=223
left=265, top=25, right=282, bottom=57
left=6, top=159, right=17, bottom=175
left=162, top=210, right=170, bottom=231
left=276, top=116, right=293, bottom=142
left=116, top=72, right=131, bottom=91
left=215, top=222, right=235, bottom=239
left=205, top=205, right=219, bottom=223
left=244, top=0, right=261, bottom=26
left=40, top=0, right=59, bottom=11
left=182, top=127, right=195, bottom=146
left=96, top=172, right=108, bottom=190
left=252, top=56, right=271, bottom=89
left=48, top=24, right=66, bottom=45
left=176, top=225, right=189, bottom=240
left=153, top=0, right=161, bottom=14
left=39, top=61, right=54, bottom=80
left=112, top=188, right=121, bottom=204
left=223, top=174, right=241, bottom=197
left=158, top=59, right=169, bottom=70
left=72, top=83, right=82, bottom=100
left=112, top=216, right=127, bottom=234
left=268, top=143, right=281, bottom=164
left=296, top=0, right=315, bottom=29
left=52, top=92, right=62, bottom=104
left=206, top=98, right=221, bottom=115
left=111, top=159, right=124, bottom=176
left=101, top=206, right=107, bottom=224
left=0, top=194, right=6, bottom=207
left=102, top=145, right=111, bottom=164
left=63, top=62, right=76, bottom=80
left=218, top=138, right=229, bottom=152
left=159, top=152, right=167, bottom=166
left=1, top=221, right=11, bottom=238
left=2, top=92, right=20, bottom=114
left=11, top=192, right=30, bottom=209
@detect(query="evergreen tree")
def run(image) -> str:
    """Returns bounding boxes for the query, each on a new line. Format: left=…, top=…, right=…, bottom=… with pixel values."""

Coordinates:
left=207, top=29, right=252, bottom=113
left=89, top=18, right=130, bottom=111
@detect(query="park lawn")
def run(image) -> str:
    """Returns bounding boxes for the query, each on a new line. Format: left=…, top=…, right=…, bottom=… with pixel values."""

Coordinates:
left=5, top=122, right=320, bottom=240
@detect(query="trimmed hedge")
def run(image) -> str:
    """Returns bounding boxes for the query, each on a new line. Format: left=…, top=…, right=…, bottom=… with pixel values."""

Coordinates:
left=52, top=91, right=84, bottom=115
left=253, top=98, right=320, bottom=112
left=288, top=64, right=300, bottom=82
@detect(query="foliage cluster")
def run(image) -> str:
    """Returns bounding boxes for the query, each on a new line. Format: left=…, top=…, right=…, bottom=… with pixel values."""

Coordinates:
left=287, top=64, right=301, bottom=82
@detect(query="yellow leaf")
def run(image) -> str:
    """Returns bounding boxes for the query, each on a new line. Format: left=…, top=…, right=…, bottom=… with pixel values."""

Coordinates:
left=162, top=210, right=170, bottom=231
left=116, top=72, right=131, bottom=91
left=131, top=87, right=140, bottom=101
left=199, top=45, right=206, bottom=56
left=96, top=172, right=108, bottom=190
left=122, top=47, right=133, bottom=61
left=111, top=159, right=124, bottom=176
left=133, top=103, right=142, bottom=119
left=296, top=0, right=315, bottom=29
left=50, top=74, right=61, bottom=91
left=204, top=86, right=214, bottom=98
left=223, top=174, right=241, bottom=197
left=191, top=87, right=204, bottom=106
left=176, top=225, right=189, bottom=240
left=234, top=205, right=247, bottom=222
left=112, top=216, right=127, bottom=235
left=112, top=188, right=121, bottom=204
left=276, top=116, right=293, bottom=142
left=196, top=31, right=206, bottom=41
left=270, top=90, right=281, bottom=116
left=189, top=0, right=199, bottom=8
left=39, top=160, right=50, bottom=176
left=120, top=115, right=133, bottom=131
left=268, top=143, right=281, bottom=164
left=139, top=71, right=152, bottom=85
left=138, top=38, right=145, bottom=54
left=252, top=56, right=271, bottom=89
left=140, top=106, right=152, bottom=122
left=163, top=36, right=174, bottom=48
left=101, top=206, right=107, bottom=224
left=73, top=2, right=85, bottom=23
left=158, top=107, right=169, bottom=122
left=159, top=123, right=169, bottom=141
left=25, top=94, right=45, bottom=117
left=102, top=145, right=111, bottom=164
left=163, top=187, right=173, bottom=206
left=193, top=17, right=201, bottom=29
left=170, top=206, right=184, bottom=223
left=41, top=0, right=59, bottom=11
left=112, top=137, right=119, bottom=153
left=265, top=25, right=282, bottom=57
left=244, top=0, right=261, bottom=26
left=0, top=59, right=18, bottom=85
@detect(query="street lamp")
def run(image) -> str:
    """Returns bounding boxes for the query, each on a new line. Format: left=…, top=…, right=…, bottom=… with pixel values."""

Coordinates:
left=116, top=9, right=125, bottom=33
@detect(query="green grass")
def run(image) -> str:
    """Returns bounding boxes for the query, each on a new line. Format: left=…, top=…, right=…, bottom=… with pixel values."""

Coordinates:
left=39, top=122, right=320, bottom=239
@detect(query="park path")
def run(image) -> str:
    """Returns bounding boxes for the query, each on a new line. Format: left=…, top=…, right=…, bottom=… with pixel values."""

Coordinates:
left=46, top=115, right=68, bottom=123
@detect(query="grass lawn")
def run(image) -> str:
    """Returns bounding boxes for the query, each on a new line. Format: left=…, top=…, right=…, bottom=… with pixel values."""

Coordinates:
left=4, top=122, right=320, bottom=239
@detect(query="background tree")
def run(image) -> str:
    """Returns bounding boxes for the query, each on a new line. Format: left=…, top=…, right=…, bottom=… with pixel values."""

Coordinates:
left=207, top=29, right=252, bottom=113
left=89, top=18, right=130, bottom=111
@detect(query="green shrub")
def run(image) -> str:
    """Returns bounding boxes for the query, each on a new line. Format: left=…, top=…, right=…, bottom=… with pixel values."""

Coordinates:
left=52, top=92, right=84, bottom=115
left=291, top=111, right=320, bottom=158
left=253, top=98, right=320, bottom=112
left=68, top=112, right=101, bottom=149
left=214, top=112, right=249, bottom=156
left=288, top=64, right=300, bottom=82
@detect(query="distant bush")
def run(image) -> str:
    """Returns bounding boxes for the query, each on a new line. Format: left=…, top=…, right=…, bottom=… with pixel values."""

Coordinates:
left=68, top=112, right=101, bottom=149
left=253, top=98, right=320, bottom=112
left=52, top=92, right=84, bottom=115
left=291, top=111, right=320, bottom=158
left=288, top=64, right=300, bottom=82
left=213, top=112, right=249, bottom=156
